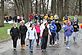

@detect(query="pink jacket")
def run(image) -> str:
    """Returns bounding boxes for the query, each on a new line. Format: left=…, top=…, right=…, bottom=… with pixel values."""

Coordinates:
left=35, top=24, right=40, bottom=33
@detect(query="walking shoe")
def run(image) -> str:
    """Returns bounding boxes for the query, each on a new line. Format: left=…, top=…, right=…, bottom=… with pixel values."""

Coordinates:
left=49, top=44, right=52, bottom=47
left=13, top=48, right=16, bottom=50
left=42, top=49, right=46, bottom=52
left=55, top=41, right=57, bottom=45
left=66, top=47, right=70, bottom=50
left=30, top=51, right=33, bottom=53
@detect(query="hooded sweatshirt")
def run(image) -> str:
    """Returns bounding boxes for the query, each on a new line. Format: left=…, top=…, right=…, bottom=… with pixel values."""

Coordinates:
left=64, top=25, right=74, bottom=37
left=49, top=21, right=57, bottom=33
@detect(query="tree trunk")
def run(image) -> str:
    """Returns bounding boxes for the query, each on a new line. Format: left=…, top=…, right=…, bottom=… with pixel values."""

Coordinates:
left=52, top=0, right=56, bottom=15
left=64, top=0, right=69, bottom=15
left=35, top=0, right=38, bottom=14
left=31, top=0, right=33, bottom=13
left=0, top=0, right=4, bottom=27
left=79, top=0, right=81, bottom=15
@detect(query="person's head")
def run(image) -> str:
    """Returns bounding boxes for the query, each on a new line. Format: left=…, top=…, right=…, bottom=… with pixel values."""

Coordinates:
left=74, top=21, right=77, bottom=24
left=67, top=21, right=71, bottom=26
left=13, top=23, right=17, bottom=28
left=20, top=21, right=25, bottom=26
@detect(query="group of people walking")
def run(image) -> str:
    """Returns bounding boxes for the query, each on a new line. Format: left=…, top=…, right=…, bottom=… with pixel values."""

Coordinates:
left=10, top=14, right=79, bottom=53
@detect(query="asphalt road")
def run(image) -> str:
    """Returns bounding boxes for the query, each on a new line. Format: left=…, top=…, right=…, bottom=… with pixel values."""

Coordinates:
left=0, top=29, right=82, bottom=55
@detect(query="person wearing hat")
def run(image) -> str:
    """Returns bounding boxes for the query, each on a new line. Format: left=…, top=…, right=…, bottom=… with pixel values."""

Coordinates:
left=19, top=21, right=27, bottom=50
left=10, top=23, right=19, bottom=50
left=64, top=21, right=74, bottom=49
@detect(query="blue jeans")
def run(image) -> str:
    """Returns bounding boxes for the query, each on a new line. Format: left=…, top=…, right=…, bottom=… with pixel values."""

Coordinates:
left=66, top=36, right=71, bottom=47
left=56, top=32, right=59, bottom=41
left=29, top=39, right=35, bottom=51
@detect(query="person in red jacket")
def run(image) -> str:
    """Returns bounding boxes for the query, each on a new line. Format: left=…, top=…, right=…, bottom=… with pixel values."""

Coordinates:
left=35, top=22, right=40, bottom=46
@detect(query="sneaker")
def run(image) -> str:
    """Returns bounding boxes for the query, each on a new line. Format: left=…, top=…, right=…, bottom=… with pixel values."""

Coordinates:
left=30, top=51, right=33, bottom=53
left=55, top=41, right=57, bottom=45
left=49, top=44, right=52, bottom=47
left=66, top=47, right=70, bottom=50
left=13, top=48, right=16, bottom=50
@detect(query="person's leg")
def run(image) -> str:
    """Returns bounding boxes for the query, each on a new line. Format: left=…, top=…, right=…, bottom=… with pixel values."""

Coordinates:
left=22, top=35, right=26, bottom=47
left=29, top=40, right=32, bottom=51
left=57, top=32, right=59, bottom=41
left=44, top=37, right=48, bottom=50
left=73, top=32, right=78, bottom=43
left=73, top=32, right=76, bottom=42
left=36, top=33, right=40, bottom=46
left=41, top=38, right=45, bottom=51
left=64, top=34, right=66, bottom=43
left=66, top=36, right=70, bottom=49
left=52, top=33, right=56, bottom=45
left=21, top=34, right=26, bottom=49
left=13, top=37, right=18, bottom=50
left=49, top=35, right=52, bottom=45
left=31, top=39, right=35, bottom=51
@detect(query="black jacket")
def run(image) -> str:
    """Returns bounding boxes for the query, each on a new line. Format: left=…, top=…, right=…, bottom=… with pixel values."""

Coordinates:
left=19, top=25, right=27, bottom=35
left=55, top=23, right=61, bottom=32
left=42, top=26, right=49, bottom=37
left=10, top=27, right=19, bottom=37
left=73, top=24, right=79, bottom=32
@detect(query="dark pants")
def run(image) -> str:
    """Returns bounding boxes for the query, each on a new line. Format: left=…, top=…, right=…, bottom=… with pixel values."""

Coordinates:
left=41, top=36, right=48, bottom=49
left=12, top=36, right=18, bottom=48
left=21, top=34, right=26, bottom=45
left=29, top=39, right=34, bottom=51
left=49, top=32, right=56, bottom=45
left=36, top=33, right=40, bottom=45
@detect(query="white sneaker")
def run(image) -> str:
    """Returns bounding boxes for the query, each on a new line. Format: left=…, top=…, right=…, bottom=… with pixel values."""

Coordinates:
left=66, top=47, right=70, bottom=49
left=49, top=44, right=52, bottom=47
left=55, top=41, right=57, bottom=45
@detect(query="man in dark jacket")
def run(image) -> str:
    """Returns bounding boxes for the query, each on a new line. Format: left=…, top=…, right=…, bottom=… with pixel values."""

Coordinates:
left=10, top=23, right=19, bottom=50
left=19, top=21, right=27, bottom=49
left=55, top=21, right=61, bottom=44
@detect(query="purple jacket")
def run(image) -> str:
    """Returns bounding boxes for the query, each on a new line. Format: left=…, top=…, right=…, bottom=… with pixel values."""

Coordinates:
left=64, top=25, right=74, bottom=37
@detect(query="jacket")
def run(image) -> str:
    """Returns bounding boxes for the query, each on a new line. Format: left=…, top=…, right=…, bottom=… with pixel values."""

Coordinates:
left=10, top=27, right=19, bottom=37
left=35, top=24, right=40, bottom=33
left=73, top=24, right=79, bottom=32
left=64, top=25, right=74, bottom=37
left=55, top=23, right=61, bottom=32
left=49, top=21, right=57, bottom=33
left=19, top=25, right=27, bottom=35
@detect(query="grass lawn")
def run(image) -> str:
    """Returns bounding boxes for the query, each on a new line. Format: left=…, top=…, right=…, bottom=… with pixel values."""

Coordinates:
left=0, top=23, right=13, bottom=42
left=69, top=16, right=82, bottom=23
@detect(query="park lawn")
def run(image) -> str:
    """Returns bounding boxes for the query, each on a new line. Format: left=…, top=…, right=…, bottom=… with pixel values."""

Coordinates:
left=0, top=23, right=12, bottom=42
left=69, top=16, right=82, bottom=19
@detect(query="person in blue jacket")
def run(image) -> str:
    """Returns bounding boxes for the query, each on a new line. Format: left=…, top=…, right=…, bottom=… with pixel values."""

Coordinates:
left=64, top=21, right=74, bottom=49
left=49, top=20, right=57, bottom=46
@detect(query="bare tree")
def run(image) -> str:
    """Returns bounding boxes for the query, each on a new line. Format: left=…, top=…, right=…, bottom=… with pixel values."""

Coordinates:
left=79, top=0, right=82, bottom=15
left=0, top=0, right=4, bottom=27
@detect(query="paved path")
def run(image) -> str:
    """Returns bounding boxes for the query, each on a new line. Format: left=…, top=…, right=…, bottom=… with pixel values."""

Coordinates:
left=0, top=29, right=82, bottom=55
